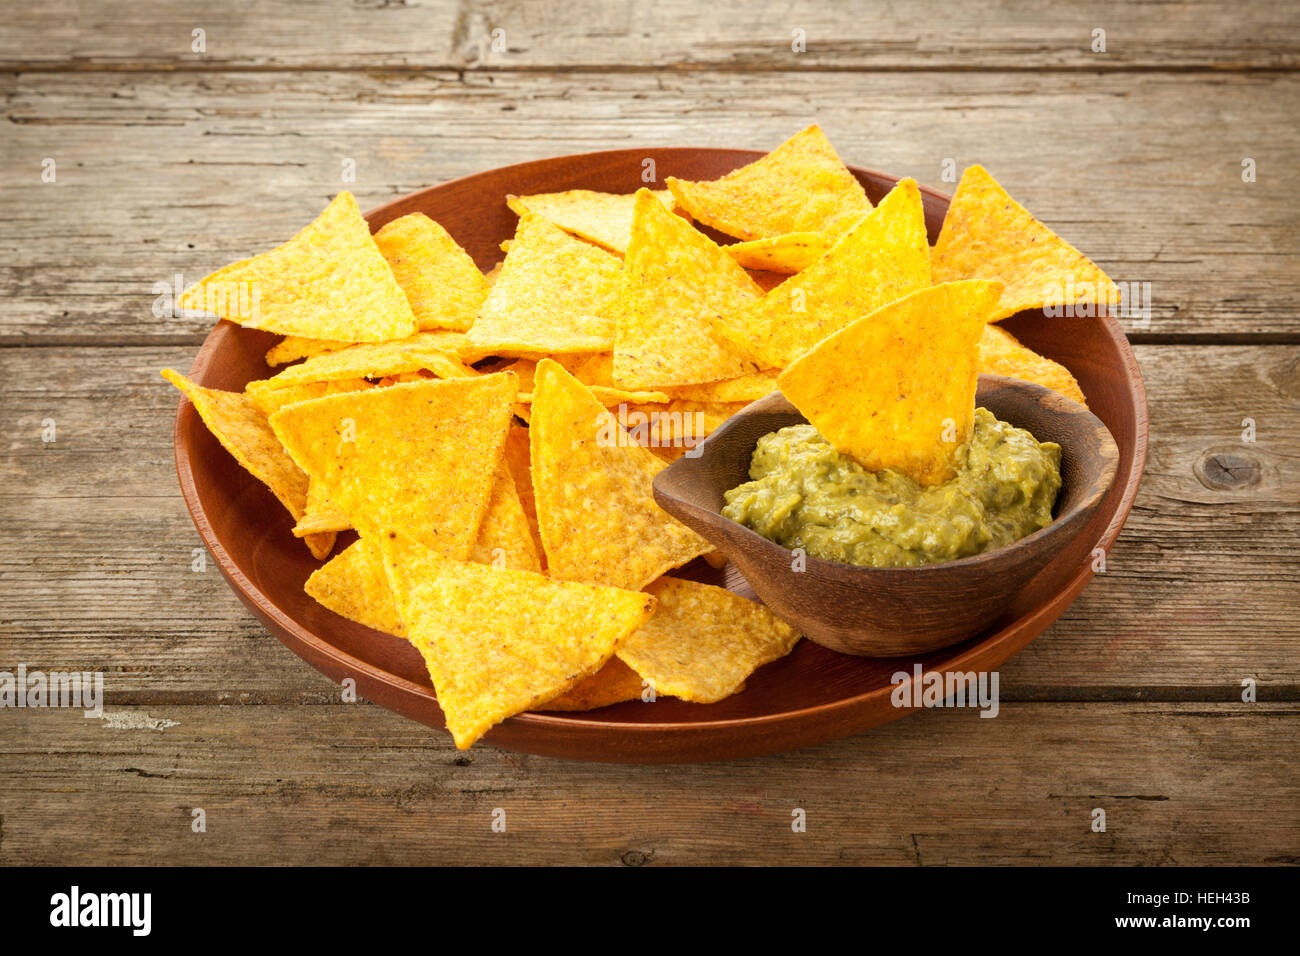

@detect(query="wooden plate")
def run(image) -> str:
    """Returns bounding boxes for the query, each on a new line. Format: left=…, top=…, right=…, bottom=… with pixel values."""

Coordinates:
left=172, top=149, right=1149, bottom=763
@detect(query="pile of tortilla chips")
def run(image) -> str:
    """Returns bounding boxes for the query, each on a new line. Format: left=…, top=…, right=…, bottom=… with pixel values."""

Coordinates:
left=164, top=125, right=1109, bottom=748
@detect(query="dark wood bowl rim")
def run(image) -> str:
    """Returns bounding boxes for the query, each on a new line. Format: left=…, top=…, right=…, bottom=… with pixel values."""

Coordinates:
left=172, top=147, right=1150, bottom=745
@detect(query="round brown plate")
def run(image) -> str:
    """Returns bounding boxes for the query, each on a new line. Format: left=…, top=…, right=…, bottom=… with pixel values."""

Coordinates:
left=173, top=149, right=1149, bottom=763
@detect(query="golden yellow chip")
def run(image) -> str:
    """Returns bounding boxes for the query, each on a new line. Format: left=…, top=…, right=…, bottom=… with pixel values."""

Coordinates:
left=501, top=422, right=545, bottom=567
left=270, top=373, right=516, bottom=558
left=978, top=324, right=1087, bottom=407
left=712, top=177, right=932, bottom=369
left=666, top=125, right=872, bottom=241
left=245, top=377, right=373, bottom=418
left=411, top=352, right=479, bottom=380
left=468, top=465, right=541, bottom=573
left=554, top=352, right=616, bottom=387
left=372, top=212, right=489, bottom=332
left=506, top=189, right=678, bottom=255
left=381, top=536, right=656, bottom=749
left=530, top=359, right=711, bottom=590
left=723, top=232, right=831, bottom=274
left=179, top=192, right=417, bottom=342
left=661, top=368, right=781, bottom=404
left=614, top=189, right=765, bottom=388
left=305, top=538, right=406, bottom=638
left=619, top=399, right=745, bottom=448
left=931, top=164, right=1119, bottom=321
left=537, top=658, right=648, bottom=711
left=161, top=369, right=336, bottom=558
left=293, top=478, right=351, bottom=537
left=465, top=214, right=622, bottom=356
left=616, top=577, right=800, bottom=703
left=252, top=331, right=470, bottom=397
left=265, top=336, right=349, bottom=367
left=777, top=280, right=1003, bottom=486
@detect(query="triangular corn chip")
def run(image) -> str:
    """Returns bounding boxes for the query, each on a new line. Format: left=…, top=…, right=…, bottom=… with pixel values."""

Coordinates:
left=270, top=374, right=516, bottom=558
left=465, top=214, right=622, bottom=356
left=723, top=232, right=831, bottom=274
left=265, top=336, right=349, bottom=367
left=614, top=189, right=765, bottom=388
left=530, top=359, right=710, bottom=590
left=293, top=478, right=351, bottom=537
left=615, top=577, right=800, bottom=703
left=381, top=536, right=656, bottom=749
left=179, top=191, right=417, bottom=342
left=468, top=466, right=540, bottom=572
left=372, top=212, right=489, bottom=331
left=666, top=125, right=871, bottom=241
left=506, top=189, right=679, bottom=255
left=931, top=164, right=1119, bottom=321
left=537, top=658, right=648, bottom=711
left=250, top=331, right=470, bottom=404
left=978, top=324, right=1087, bottom=407
left=161, top=369, right=336, bottom=559
left=246, top=377, right=373, bottom=418
left=305, top=538, right=406, bottom=637
left=712, top=178, right=932, bottom=368
left=660, top=367, right=781, bottom=404
left=501, top=422, right=545, bottom=566
left=778, top=280, right=1003, bottom=486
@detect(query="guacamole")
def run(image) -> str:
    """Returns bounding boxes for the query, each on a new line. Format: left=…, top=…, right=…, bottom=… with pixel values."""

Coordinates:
left=722, top=408, right=1062, bottom=568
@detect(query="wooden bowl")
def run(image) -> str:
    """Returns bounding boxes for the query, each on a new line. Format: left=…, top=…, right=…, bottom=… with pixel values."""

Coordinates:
left=172, top=147, right=1148, bottom=762
left=653, top=376, right=1120, bottom=656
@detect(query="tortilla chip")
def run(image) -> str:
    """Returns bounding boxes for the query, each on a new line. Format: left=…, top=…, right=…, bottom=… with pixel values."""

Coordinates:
left=661, top=368, right=781, bottom=404
left=372, top=212, right=488, bottom=332
left=381, top=536, right=656, bottom=749
left=712, top=178, right=932, bottom=368
left=265, top=336, right=351, bottom=367
left=931, top=164, right=1119, bottom=321
left=468, top=465, right=541, bottom=572
left=537, top=658, right=648, bottom=711
left=269, top=374, right=517, bottom=558
left=252, top=331, right=471, bottom=398
left=246, top=377, right=373, bottom=418
left=614, top=189, right=765, bottom=389
left=978, top=324, right=1088, bottom=407
left=293, top=478, right=351, bottom=537
left=305, top=538, right=406, bottom=638
left=554, top=352, right=616, bottom=387
left=616, top=577, right=801, bottom=703
left=506, top=189, right=678, bottom=255
left=666, top=125, right=871, bottom=241
left=620, top=400, right=744, bottom=447
left=747, top=269, right=788, bottom=294
left=777, top=280, right=1003, bottom=486
left=414, top=352, right=480, bottom=380
left=465, top=214, right=622, bottom=356
left=161, top=369, right=337, bottom=558
left=179, top=192, right=417, bottom=342
left=530, top=359, right=711, bottom=590
left=724, top=233, right=831, bottom=274
left=501, top=422, right=545, bottom=566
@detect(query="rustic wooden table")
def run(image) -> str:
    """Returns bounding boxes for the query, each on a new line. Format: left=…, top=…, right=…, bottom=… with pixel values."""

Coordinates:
left=1, top=1, right=1296, bottom=866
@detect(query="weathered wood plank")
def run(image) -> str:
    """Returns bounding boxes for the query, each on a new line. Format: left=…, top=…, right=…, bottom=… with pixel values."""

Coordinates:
left=1, top=0, right=1296, bottom=71
left=0, top=703, right=1294, bottom=865
left=2, top=344, right=1297, bottom=696
left=3, top=70, right=1295, bottom=341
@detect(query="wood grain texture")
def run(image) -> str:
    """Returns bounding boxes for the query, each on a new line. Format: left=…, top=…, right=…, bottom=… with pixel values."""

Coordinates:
left=1, top=0, right=1297, bottom=71
left=1, top=703, right=1294, bottom=865
left=2, top=345, right=1296, bottom=697
left=2, top=70, right=1297, bottom=341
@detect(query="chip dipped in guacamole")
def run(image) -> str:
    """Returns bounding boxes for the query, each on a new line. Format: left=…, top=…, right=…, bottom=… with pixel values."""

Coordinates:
left=722, top=408, right=1062, bottom=568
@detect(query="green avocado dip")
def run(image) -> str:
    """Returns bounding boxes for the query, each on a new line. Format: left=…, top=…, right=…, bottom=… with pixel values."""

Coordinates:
left=722, top=408, right=1063, bottom=568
